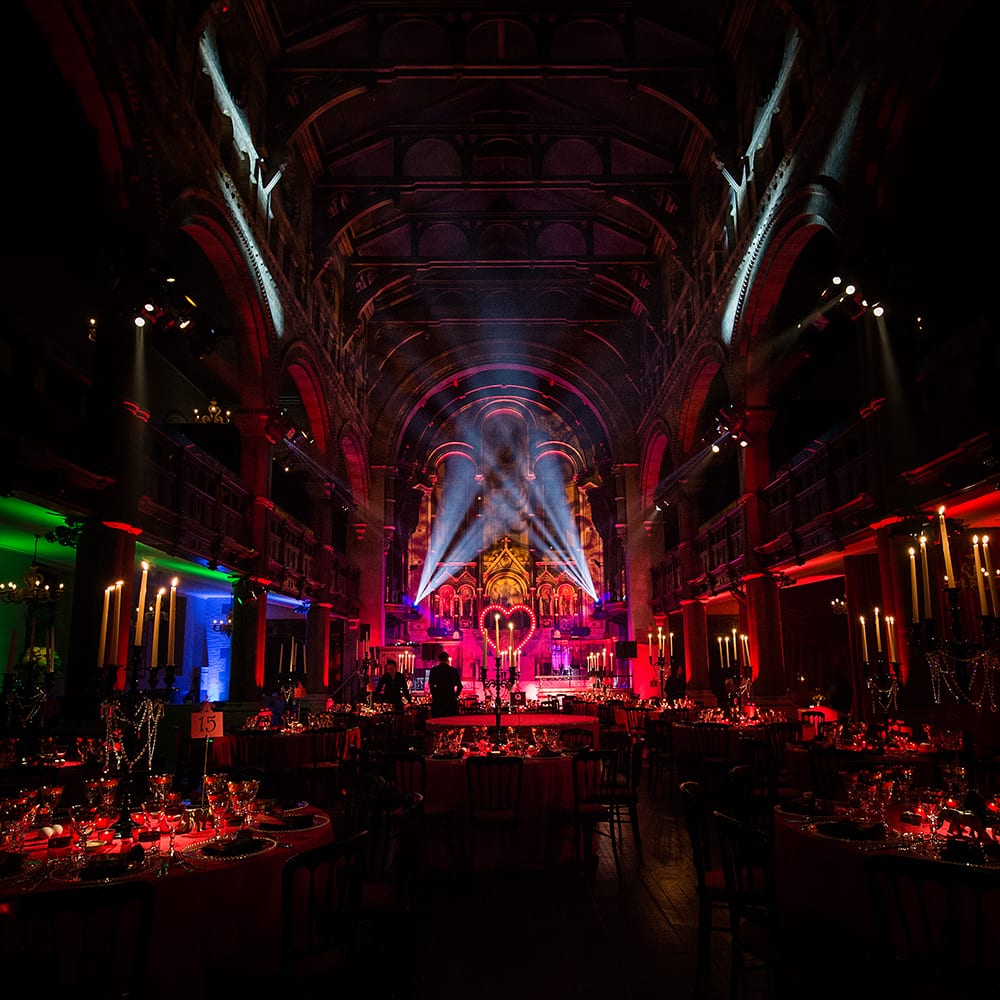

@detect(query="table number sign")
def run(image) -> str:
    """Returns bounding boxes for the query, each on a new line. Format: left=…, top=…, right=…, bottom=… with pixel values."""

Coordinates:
left=192, top=709, right=224, bottom=739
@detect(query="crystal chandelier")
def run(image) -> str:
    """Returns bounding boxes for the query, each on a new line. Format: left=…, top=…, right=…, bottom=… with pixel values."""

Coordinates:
left=0, top=536, right=65, bottom=605
left=193, top=399, right=231, bottom=424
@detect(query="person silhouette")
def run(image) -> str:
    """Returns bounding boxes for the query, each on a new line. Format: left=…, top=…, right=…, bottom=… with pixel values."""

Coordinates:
left=428, top=651, right=462, bottom=718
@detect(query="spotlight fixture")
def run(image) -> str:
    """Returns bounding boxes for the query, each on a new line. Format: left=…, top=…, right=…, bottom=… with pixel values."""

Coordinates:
left=872, top=303, right=885, bottom=318
left=711, top=443, right=721, bottom=454
left=134, top=315, right=146, bottom=328
left=212, top=607, right=233, bottom=636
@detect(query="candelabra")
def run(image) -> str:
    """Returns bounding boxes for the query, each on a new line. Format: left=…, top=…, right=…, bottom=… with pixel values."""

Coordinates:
left=99, top=645, right=177, bottom=837
left=860, top=651, right=901, bottom=749
left=911, top=587, right=1000, bottom=713
left=480, top=654, right=516, bottom=746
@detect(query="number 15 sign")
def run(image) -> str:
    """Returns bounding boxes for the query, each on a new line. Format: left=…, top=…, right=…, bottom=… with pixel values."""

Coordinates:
left=191, top=709, right=224, bottom=739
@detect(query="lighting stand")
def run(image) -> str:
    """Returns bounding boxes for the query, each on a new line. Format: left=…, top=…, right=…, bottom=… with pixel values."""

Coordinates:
left=100, top=645, right=176, bottom=839
left=480, top=654, right=515, bottom=748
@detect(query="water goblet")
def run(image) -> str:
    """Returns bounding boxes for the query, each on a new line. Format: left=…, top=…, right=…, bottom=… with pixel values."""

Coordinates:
left=37, top=784, right=64, bottom=825
left=83, top=778, right=102, bottom=806
left=226, top=778, right=260, bottom=831
left=148, top=773, right=174, bottom=802
left=206, top=791, right=230, bottom=841
left=98, top=776, right=119, bottom=812
left=141, top=799, right=165, bottom=854
left=162, top=802, right=186, bottom=860
left=915, top=786, right=945, bottom=852
left=70, top=804, right=99, bottom=862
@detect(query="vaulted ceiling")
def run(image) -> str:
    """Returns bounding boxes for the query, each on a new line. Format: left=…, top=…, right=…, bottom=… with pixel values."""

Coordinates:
left=236, top=1, right=740, bottom=469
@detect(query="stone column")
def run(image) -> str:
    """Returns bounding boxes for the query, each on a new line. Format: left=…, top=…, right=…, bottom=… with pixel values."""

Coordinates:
left=349, top=465, right=389, bottom=668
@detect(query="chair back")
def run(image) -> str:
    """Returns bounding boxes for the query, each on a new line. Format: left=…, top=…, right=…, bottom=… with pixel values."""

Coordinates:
left=572, top=748, right=618, bottom=806
left=679, top=780, right=716, bottom=892
left=624, top=707, right=647, bottom=736
left=465, top=755, right=524, bottom=822
left=865, top=852, right=1000, bottom=990
left=763, top=720, right=803, bottom=767
left=280, top=830, right=369, bottom=977
left=380, top=749, right=427, bottom=798
left=559, top=726, right=595, bottom=751
left=712, top=809, right=774, bottom=910
left=692, top=722, right=733, bottom=760
left=2, top=879, right=155, bottom=997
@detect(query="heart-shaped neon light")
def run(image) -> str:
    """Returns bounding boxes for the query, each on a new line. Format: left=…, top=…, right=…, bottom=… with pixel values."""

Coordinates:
left=479, top=604, right=536, bottom=654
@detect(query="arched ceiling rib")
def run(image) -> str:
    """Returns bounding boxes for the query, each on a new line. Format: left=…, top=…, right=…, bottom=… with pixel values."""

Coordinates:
left=244, top=1, right=736, bottom=473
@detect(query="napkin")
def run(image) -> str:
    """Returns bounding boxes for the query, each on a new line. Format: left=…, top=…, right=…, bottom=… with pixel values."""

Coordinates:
left=814, top=819, right=886, bottom=841
left=0, top=851, right=25, bottom=877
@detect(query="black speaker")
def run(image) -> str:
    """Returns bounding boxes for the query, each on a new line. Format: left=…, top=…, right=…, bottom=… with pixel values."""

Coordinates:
left=420, top=643, right=442, bottom=661
left=615, top=640, right=638, bottom=659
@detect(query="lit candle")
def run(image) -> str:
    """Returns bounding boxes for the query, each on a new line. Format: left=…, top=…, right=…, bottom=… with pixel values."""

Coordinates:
left=669, top=631, right=675, bottom=656
left=648, top=630, right=653, bottom=659
left=724, top=635, right=731, bottom=668
left=939, top=506, right=955, bottom=586
left=482, top=626, right=488, bottom=667
left=97, top=585, right=111, bottom=668
left=111, top=581, right=123, bottom=664
left=873, top=607, right=882, bottom=653
left=742, top=634, right=751, bottom=669
left=657, top=626, right=664, bottom=656
left=886, top=616, right=897, bottom=662
left=151, top=588, right=164, bottom=668
left=973, top=536, right=989, bottom=615
left=983, top=536, right=999, bottom=616
left=859, top=615, right=869, bottom=662
left=508, top=621, right=514, bottom=657
left=908, top=547, right=919, bottom=622
left=732, top=627, right=739, bottom=666
left=919, top=536, right=932, bottom=618
left=717, top=635, right=724, bottom=667
left=135, top=561, right=148, bottom=642
left=166, top=578, right=178, bottom=665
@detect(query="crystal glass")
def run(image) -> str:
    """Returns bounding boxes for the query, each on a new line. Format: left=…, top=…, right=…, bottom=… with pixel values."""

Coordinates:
left=206, top=791, right=230, bottom=841
left=37, top=784, right=64, bottom=825
left=162, top=802, right=186, bottom=859
left=226, top=778, right=260, bottom=831
left=83, top=778, right=102, bottom=806
left=915, top=786, right=945, bottom=851
left=97, top=775, right=119, bottom=811
left=148, top=773, right=173, bottom=802
left=141, top=799, right=165, bottom=854
left=70, top=804, right=100, bottom=862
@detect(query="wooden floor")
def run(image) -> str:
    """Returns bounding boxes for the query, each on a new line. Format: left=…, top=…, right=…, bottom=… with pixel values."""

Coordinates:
left=393, top=776, right=767, bottom=1000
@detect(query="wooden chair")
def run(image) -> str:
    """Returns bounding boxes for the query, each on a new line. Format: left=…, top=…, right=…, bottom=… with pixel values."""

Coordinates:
left=558, top=726, right=595, bottom=751
left=379, top=749, right=457, bottom=865
left=678, top=781, right=730, bottom=987
left=644, top=716, right=676, bottom=796
left=297, top=725, right=349, bottom=806
left=623, top=706, right=647, bottom=737
left=712, top=809, right=776, bottom=999
left=279, top=830, right=369, bottom=985
left=602, top=728, right=643, bottom=860
left=865, top=851, right=1000, bottom=994
left=1, top=879, right=156, bottom=998
left=567, top=748, right=621, bottom=880
left=465, top=755, right=524, bottom=869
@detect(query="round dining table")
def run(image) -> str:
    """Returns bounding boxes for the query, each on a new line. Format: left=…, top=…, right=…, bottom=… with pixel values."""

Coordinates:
left=425, top=712, right=600, bottom=745
left=0, top=804, right=333, bottom=999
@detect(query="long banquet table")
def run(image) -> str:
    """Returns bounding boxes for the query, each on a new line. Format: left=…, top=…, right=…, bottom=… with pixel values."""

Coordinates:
left=208, top=726, right=362, bottom=769
left=0, top=805, right=333, bottom=999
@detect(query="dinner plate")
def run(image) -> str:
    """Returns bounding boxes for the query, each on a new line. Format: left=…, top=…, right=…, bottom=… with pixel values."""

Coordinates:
left=775, top=797, right=842, bottom=820
left=251, top=812, right=329, bottom=834
left=49, top=854, right=159, bottom=884
left=809, top=820, right=895, bottom=843
left=0, top=853, right=44, bottom=886
left=184, top=835, right=277, bottom=862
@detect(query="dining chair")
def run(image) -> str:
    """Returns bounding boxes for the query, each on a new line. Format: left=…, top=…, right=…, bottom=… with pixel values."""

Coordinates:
left=296, top=724, right=349, bottom=806
left=601, top=728, right=643, bottom=860
left=279, top=830, right=369, bottom=985
left=558, top=726, right=595, bottom=751
left=1, top=879, right=156, bottom=998
left=712, top=809, right=776, bottom=999
left=568, top=748, right=621, bottom=880
left=643, top=716, right=675, bottom=796
left=678, top=780, right=730, bottom=987
left=464, top=754, right=524, bottom=870
left=865, top=851, right=1000, bottom=994
left=379, top=748, right=457, bottom=865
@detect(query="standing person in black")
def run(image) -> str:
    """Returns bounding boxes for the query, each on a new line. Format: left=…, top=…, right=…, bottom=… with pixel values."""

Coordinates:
left=374, top=658, right=412, bottom=711
left=428, top=651, right=462, bottom=717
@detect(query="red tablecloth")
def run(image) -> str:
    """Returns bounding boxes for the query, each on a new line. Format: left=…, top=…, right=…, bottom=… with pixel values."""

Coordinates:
left=6, top=806, right=333, bottom=998
left=423, top=753, right=576, bottom=868
left=210, top=727, right=361, bottom=768
left=425, top=713, right=600, bottom=746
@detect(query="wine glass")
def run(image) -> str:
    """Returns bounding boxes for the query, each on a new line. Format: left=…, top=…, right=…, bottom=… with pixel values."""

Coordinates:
left=148, top=773, right=173, bottom=802
left=83, top=778, right=102, bottom=806
left=37, top=784, right=64, bottom=825
left=226, top=778, right=260, bottom=832
left=141, top=799, right=165, bottom=854
left=98, top=776, right=119, bottom=812
left=162, top=802, right=185, bottom=859
left=916, top=786, right=945, bottom=852
left=70, top=804, right=99, bottom=862
left=206, top=791, right=230, bottom=842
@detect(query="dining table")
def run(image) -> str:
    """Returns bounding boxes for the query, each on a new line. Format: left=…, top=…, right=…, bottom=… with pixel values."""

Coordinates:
left=207, top=725, right=362, bottom=769
left=425, top=712, right=600, bottom=746
left=0, top=803, right=333, bottom=999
